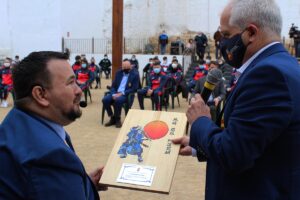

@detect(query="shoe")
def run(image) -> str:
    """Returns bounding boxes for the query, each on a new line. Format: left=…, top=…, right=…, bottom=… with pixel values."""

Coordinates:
left=95, top=85, right=98, bottom=89
left=115, top=120, right=122, bottom=128
left=104, top=117, right=116, bottom=127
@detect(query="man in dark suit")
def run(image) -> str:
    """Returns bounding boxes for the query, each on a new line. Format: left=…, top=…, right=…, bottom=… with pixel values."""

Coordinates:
left=173, top=0, right=300, bottom=199
left=0, top=51, right=105, bottom=199
left=194, top=61, right=226, bottom=122
left=102, top=59, right=139, bottom=128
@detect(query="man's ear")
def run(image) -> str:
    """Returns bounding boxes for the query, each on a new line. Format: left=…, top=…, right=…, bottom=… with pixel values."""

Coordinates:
left=247, top=24, right=258, bottom=42
left=31, top=86, right=50, bottom=107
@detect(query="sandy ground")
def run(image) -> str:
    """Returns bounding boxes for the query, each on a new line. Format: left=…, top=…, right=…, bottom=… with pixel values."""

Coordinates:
left=0, top=78, right=206, bottom=200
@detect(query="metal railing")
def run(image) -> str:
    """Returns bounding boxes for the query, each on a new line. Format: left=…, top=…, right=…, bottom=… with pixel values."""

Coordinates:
left=62, top=36, right=295, bottom=56
left=62, top=37, right=149, bottom=54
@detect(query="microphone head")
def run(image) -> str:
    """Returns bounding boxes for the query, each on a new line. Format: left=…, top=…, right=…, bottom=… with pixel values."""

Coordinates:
left=206, top=68, right=222, bottom=85
left=79, top=100, right=87, bottom=108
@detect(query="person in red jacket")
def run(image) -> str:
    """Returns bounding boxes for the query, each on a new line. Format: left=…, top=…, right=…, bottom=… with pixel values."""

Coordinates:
left=89, top=57, right=101, bottom=89
left=76, top=59, right=94, bottom=104
left=187, top=60, right=208, bottom=93
left=0, top=57, right=13, bottom=107
left=72, top=55, right=81, bottom=74
left=137, top=62, right=168, bottom=110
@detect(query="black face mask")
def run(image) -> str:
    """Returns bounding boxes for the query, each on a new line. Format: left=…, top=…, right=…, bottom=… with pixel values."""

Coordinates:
left=123, top=69, right=130, bottom=74
left=220, top=30, right=248, bottom=68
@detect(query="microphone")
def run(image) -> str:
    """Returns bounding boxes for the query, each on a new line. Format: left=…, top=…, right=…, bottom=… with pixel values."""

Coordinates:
left=201, top=68, right=223, bottom=103
left=79, top=96, right=87, bottom=108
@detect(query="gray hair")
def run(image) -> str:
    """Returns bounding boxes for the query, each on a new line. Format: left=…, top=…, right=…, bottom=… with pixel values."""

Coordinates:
left=229, top=0, right=282, bottom=36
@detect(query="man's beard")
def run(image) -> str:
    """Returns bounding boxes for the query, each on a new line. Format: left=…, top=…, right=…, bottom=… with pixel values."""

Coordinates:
left=65, top=108, right=82, bottom=121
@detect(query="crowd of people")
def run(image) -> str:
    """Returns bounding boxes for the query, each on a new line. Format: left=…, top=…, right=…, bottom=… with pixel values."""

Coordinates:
left=2, top=49, right=297, bottom=124
left=99, top=53, right=240, bottom=128
left=0, top=51, right=238, bottom=127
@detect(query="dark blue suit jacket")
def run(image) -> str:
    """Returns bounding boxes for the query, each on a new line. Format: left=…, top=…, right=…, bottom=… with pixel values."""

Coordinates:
left=0, top=108, right=99, bottom=200
left=190, top=43, right=300, bottom=200
left=110, top=69, right=139, bottom=96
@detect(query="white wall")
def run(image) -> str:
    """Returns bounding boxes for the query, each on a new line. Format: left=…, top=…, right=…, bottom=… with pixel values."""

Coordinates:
left=0, top=0, right=62, bottom=58
left=0, top=0, right=13, bottom=58
left=60, top=0, right=106, bottom=38
left=102, top=0, right=300, bottom=38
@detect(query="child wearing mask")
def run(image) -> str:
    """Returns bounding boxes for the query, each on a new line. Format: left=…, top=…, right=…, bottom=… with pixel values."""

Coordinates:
left=76, top=59, right=94, bottom=104
left=137, top=62, right=167, bottom=110
left=0, top=58, right=13, bottom=107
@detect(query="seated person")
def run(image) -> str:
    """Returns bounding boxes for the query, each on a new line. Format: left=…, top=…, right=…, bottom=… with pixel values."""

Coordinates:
left=137, top=62, right=168, bottom=110
left=89, top=57, right=101, bottom=89
left=204, top=55, right=212, bottom=68
left=72, top=55, right=81, bottom=74
left=102, top=59, right=139, bottom=128
left=161, top=56, right=169, bottom=73
left=142, top=58, right=154, bottom=86
left=143, top=58, right=154, bottom=73
left=99, top=54, right=111, bottom=79
left=194, top=61, right=226, bottom=122
left=167, top=59, right=183, bottom=73
left=0, top=57, right=13, bottom=107
left=130, top=54, right=139, bottom=69
left=187, top=60, right=208, bottom=92
left=76, top=59, right=94, bottom=103
left=167, top=59, right=183, bottom=88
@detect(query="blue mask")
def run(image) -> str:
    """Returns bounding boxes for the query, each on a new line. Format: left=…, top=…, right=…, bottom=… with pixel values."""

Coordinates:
left=220, top=30, right=248, bottom=68
left=199, top=65, right=205, bottom=70
left=81, top=64, right=87, bottom=68
left=153, top=68, right=161, bottom=74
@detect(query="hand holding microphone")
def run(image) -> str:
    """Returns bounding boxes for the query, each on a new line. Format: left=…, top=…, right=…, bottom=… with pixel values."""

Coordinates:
left=187, top=68, right=222, bottom=124
left=187, top=94, right=211, bottom=124
left=200, top=68, right=222, bottom=103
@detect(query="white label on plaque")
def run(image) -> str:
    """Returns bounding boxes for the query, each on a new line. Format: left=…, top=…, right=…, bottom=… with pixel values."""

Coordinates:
left=116, top=163, right=156, bottom=187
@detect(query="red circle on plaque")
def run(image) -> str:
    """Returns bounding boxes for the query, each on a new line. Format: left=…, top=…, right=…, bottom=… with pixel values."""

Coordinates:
left=144, top=120, right=169, bottom=140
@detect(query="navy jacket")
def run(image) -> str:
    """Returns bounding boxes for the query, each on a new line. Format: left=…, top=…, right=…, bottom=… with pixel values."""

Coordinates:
left=110, top=69, right=139, bottom=96
left=0, top=108, right=99, bottom=200
left=190, top=43, right=300, bottom=200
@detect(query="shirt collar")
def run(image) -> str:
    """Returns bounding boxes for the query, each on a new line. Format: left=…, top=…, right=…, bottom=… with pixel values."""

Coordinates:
left=237, top=42, right=280, bottom=75
left=35, top=115, right=66, bottom=141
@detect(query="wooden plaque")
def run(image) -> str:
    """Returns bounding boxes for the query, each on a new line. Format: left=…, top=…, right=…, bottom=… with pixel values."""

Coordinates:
left=100, top=109, right=187, bottom=194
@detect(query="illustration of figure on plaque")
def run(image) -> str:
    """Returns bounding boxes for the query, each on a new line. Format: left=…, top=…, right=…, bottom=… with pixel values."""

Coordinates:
left=118, top=121, right=169, bottom=162
left=118, top=126, right=150, bottom=162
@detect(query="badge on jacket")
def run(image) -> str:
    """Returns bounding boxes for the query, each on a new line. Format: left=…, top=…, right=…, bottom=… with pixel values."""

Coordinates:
left=128, top=82, right=132, bottom=87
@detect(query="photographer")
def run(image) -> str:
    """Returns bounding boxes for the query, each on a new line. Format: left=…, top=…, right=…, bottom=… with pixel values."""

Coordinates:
left=289, top=23, right=300, bottom=58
